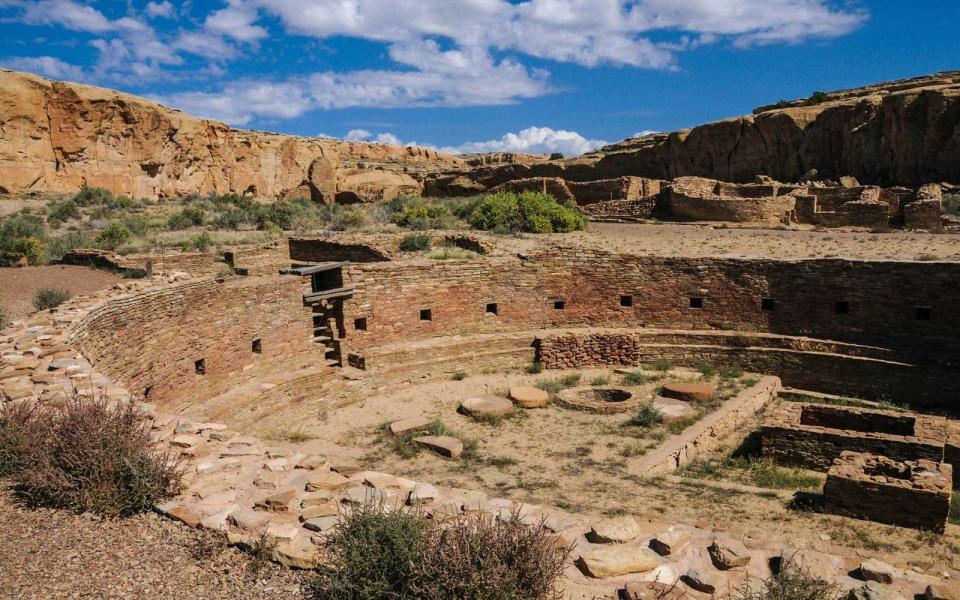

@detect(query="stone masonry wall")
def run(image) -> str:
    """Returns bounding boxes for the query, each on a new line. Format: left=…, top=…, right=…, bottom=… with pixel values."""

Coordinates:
left=759, top=403, right=948, bottom=470
left=69, top=276, right=318, bottom=406
left=824, top=452, right=952, bottom=532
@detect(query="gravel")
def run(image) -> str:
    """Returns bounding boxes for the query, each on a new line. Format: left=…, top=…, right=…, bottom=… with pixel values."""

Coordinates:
left=0, top=490, right=309, bottom=599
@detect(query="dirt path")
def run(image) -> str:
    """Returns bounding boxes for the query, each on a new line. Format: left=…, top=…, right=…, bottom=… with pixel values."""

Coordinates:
left=0, top=265, right=122, bottom=323
left=0, top=490, right=307, bottom=600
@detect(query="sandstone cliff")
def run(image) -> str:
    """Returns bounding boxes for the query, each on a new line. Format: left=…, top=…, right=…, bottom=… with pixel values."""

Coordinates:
left=0, top=69, right=464, bottom=200
left=426, top=72, right=960, bottom=191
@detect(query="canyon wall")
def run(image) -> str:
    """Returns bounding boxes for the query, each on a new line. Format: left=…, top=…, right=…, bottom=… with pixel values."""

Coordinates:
left=0, top=69, right=463, bottom=200
left=426, top=72, right=960, bottom=191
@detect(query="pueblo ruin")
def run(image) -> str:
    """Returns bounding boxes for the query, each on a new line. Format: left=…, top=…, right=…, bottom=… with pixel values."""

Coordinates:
left=1, top=67, right=960, bottom=600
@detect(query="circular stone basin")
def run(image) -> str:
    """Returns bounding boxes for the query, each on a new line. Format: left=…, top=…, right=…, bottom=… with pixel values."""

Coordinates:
left=555, top=387, right=641, bottom=414
left=459, top=396, right=514, bottom=417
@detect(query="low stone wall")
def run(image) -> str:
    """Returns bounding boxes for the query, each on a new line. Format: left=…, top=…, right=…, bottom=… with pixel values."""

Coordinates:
left=567, top=176, right=662, bottom=206
left=579, top=197, right=658, bottom=220
left=633, top=376, right=780, bottom=475
left=760, top=403, right=949, bottom=470
left=665, top=177, right=796, bottom=223
left=823, top=452, right=952, bottom=532
left=534, top=329, right=960, bottom=409
left=905, top=200, right=943, bottom=232
left=488, top=177, right=577, bottom=204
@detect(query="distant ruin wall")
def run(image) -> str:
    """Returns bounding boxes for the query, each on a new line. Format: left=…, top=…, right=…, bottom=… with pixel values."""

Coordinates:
left=69, top=277, right=317, bottom=405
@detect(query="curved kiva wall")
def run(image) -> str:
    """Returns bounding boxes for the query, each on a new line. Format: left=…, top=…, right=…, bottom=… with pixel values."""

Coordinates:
left=69, top=276, right=320, bottom=405
left=70, top=243, right=960, bottom=413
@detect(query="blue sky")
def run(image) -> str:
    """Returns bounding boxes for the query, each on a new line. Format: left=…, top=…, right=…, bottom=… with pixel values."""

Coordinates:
left=1, top=1, right=958, bottom=155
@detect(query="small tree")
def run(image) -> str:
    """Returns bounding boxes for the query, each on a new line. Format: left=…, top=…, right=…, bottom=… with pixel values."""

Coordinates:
left=33, top=288, right=71, bottom=311
left=94, top=221, right=132, bottom=250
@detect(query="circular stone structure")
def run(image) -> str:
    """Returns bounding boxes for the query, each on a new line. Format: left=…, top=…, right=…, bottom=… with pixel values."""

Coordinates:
left=509, top=386, right=550, bottom=408
left=459, top=396, right=514, bottom=417
left=555, top=386, right=641, bottom=414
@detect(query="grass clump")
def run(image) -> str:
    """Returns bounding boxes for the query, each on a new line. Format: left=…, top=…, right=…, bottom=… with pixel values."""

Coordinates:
left=652, top=358, right=673, bottom=372
left=428, top=248, right=478, bottom=260
left=469, top=191, right=586, bottom=234
left=534, top=374, right=580, bottom=396
left=696, top=362, right=717, bottom=378
left=621, top=370, right=647, bottom=385
left=720, top=365, right=744, bottom=379
left=399, top=232, right=432, bottom=252
left=0, top=397, right=182, bottom=516
left=452, top=370, right=467, bottom=381
left=680, top=457, right=821, bottom=491
left=590, top=375, right=610, bottom=386
left=33, top=288, right=71, bottom=311
left=526, top=362, right=543, bottom=374
left=388, top=420, right=474, bottom=460
left=311, top=504, right=568, bottom=600
left=285, top=429, right=317, bottom=443
left=627, top=402, right=664, bottom=428
left=734, top=557, right=840, bottom=600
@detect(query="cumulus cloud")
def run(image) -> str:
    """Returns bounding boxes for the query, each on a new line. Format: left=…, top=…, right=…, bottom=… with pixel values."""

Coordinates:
left=0, top=55, right=87, bottom=81
left=345, top=129, right=403, bottom=146
left=443, top=126, right=608, bottom=156
left=145, top=1, right=174, bottom=19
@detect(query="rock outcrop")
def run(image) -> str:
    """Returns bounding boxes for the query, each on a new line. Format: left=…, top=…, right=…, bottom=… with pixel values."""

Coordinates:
left=425, top=72, right=960, bottom=191
left=0, top=69, right=464, bottom=200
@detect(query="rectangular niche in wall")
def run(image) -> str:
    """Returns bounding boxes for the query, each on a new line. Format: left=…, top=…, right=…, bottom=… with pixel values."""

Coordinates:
left=620, top=295, right=633, bottom=307
left=835, top=300, right=850, bottom=315
left=420, top=308, right=432, bottom=321
left=915, top=306, right=931, bottom=321
left=354, top=317, right=368, bottom=331
left=486, top=302, right=498, bottom=315
left=689, top=297, right=704, bottom=309
left=761, top=298, right=775, bottom=312
left=553, top=300, right=566, bottom=310
left=194, top=359, right=206, bottom=375
left=252, top=338, right=262, bottom=354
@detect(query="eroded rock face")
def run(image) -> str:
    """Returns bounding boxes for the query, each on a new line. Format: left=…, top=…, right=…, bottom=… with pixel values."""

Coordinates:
left=0, top=69, right=464, bottom=199
left=425, top=71, right=960, bottom=190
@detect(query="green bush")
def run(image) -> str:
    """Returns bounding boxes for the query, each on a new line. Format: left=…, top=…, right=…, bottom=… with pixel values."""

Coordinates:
left=311, top=502, right=430, bottom=599
left=311, top=505, right=569, bottom=600
left=943, top=193, right=960, bottom=216
left=33, top=288, right=71, bottom=311
left=330, top=206, right=370, bottom=231
left=47, top=200, right=81, bottom=227
left=803, top=91, right=830, bottom=106
left=1, top=397, right=182, bottom=516
left=399, top=233, right=432, bottom=252
left=0, top=214, right=47, bottom=265
left=72, top=186, right=113, bottom=207
left=622, top=370, right=647, bottom=385
left=120, top=213, right=150, bottom=236
left=387, top=195, right=474, bottom=230
left=469, top=191, right=586, bottom=234
left=189, top=232, right=214, bottom=252
left=12, top=236, right=46, bottom=265
left=627, top=402, right=664, bottom=428
left=94, top=222, right=132, bottom=249
left=167, top=206, right=206, bottom=229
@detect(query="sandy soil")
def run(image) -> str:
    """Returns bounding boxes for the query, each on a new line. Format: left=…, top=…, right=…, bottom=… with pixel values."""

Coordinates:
left=199, top=364, right=959, bottom=580
left=0, top=265, right=122, bottom=323
left=0, top=490, right=307, bottom=599
left=579, top=222, right=960, bottom=261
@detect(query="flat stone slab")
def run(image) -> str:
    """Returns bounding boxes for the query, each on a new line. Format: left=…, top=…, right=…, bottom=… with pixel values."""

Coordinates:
left=459, top=396, right=514, bottom=417
left=650, top=529, right=690, bottom=556
left=414, top=435, right=464, bottom=458
left=708, top=538, right=751, bottom=569
left=860, top=559, right=895, bottom=584
left=651, top=397, right=697, bottom=421
left=661, top=382, right=716, bottom=403
left=389, top=416, right=432, bottom=436
left=305, top=471, right=350, bottom=492
left=509, top=386, right=549, bottom=408
left=684, top=567, right=727, bottom=594
left=588, top=516, right=642, bottom=544
left=578, top=543, right=660, bottom=578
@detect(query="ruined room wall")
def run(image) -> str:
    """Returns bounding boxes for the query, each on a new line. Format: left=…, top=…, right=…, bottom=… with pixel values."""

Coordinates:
left=69, top=276, right=318, bottom=405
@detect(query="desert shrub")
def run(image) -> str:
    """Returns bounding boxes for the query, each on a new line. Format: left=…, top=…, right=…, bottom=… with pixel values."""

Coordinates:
left=12, top=236, right=47, bottom=265
left=3, top=397, right=181, bottom=516
left=622, top=370, right=647, bottom=385
left=452, top=370, right=467, bottom=381
left=33, top=288, right=71, bottom=311
left=94, top=221, right=132, bottom=250
left=330, top=206, right=370, bottom=231
left=0, top=401, right=37, bottom=476
left=803, top=91, right=830, bottom=106
left=189, top=232, right=214, bottom=252
left=652, top=358, right=673, bottom=372
left=119, top=213, right=150, bottom=236
left=47, top=200, right=81, bottom=227
left=943, top=193, right=960, bottom=216
left=590, top=376, right=610, bottom=386
left=697, top=362, right=717, bottom=378
left=72, top=186, right=113, bottom=207
left=410, top=511, right=569, bottom=600
left=0, top=214, right=47, bottom=265
left=469, top=191, right=586, bottom=234
left=628, top=402, right=664, bottom=428
left=311, top=505, right=568, bottom=600
left=45, top=230, right=92, bottom=262
left=168, top=206, right=207, bottom=229
left=311, top=502, right=430, bottom=599
left=106, top=195, right=138, bottom=210
left=400, top=232, right=432, bottom=252
left=720, top=365, right=744, bottom=379
left=734, top=556, right=840, bottom=600
left=427, top=248, right=477, bottom=260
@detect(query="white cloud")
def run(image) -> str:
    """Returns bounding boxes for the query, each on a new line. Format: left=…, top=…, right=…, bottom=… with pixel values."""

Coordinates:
left=345, top=129, right=404, bottom=145
left=205, top=0, right=268, bottom=42
left=0, top=55, right=87, bottom=81
left=145, top=1, right=174, bottom=19
left=442, top=126, right=609, bottom=156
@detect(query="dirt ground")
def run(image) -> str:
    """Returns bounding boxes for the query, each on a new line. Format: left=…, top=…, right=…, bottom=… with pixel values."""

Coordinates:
left=0, top=265, right=122, bottom=323
left=0, top=489, right=307, bottom=599
left=201, top=364, right=960, bottom=580
left=580, top=222, right=960, bottom=260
